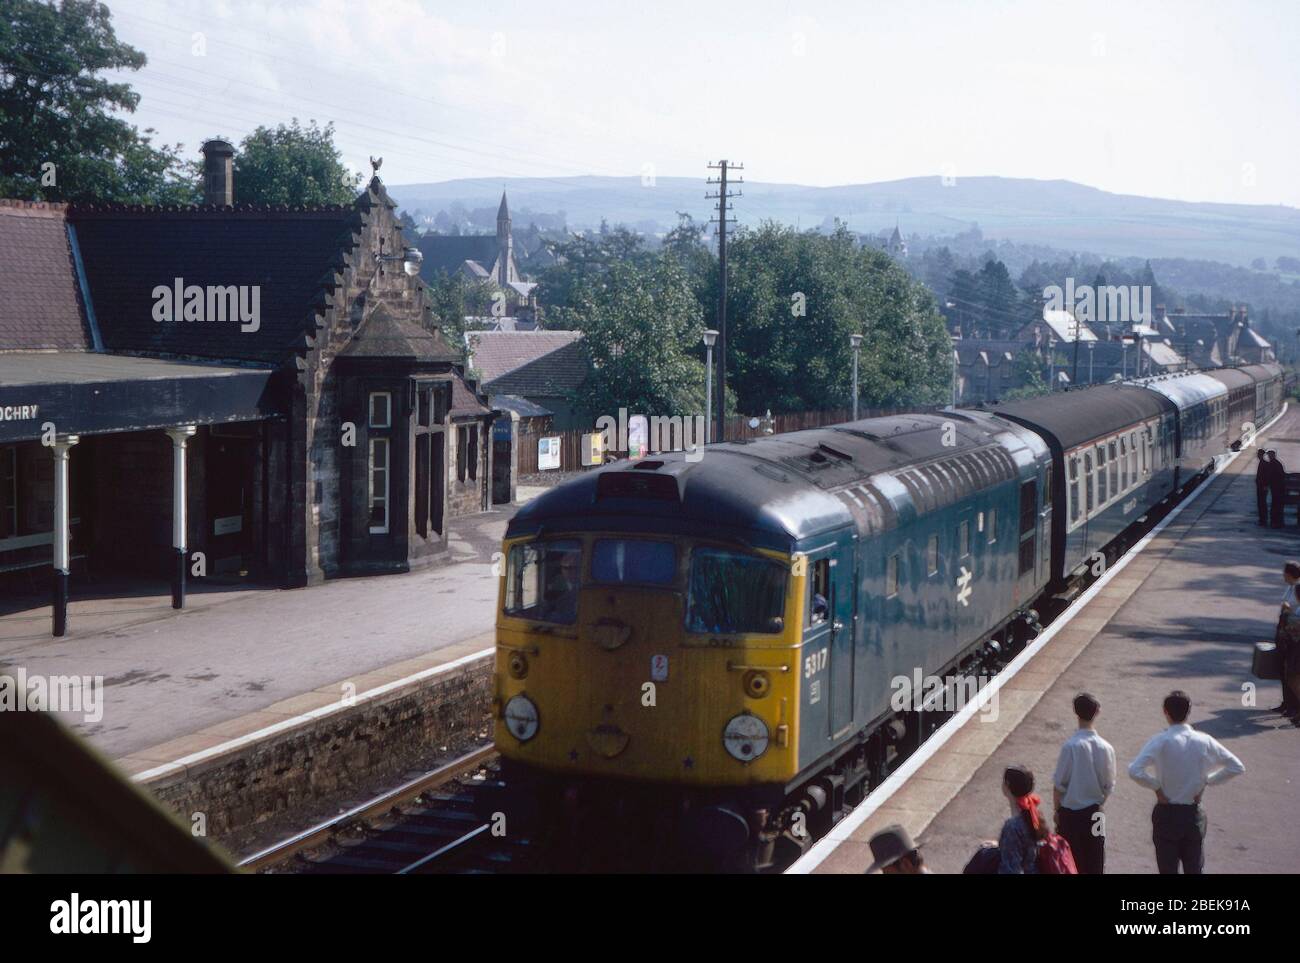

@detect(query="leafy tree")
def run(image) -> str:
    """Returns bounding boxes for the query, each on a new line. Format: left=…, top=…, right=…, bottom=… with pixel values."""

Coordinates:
left=230, top=119, right=361, bottom=206
left=549, top=254, right=705, bottom=421
left=1002, top=350, right=1050, bottom=399
left=534, top=227, right=650, bottom=309
left=710, top=223, right=950, bottom=414
left=423, top=270, right=496, bottom=349
left=0, top=0, right=196, bottom=203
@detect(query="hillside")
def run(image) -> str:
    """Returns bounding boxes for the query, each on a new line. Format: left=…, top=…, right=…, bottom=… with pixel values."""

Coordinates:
left=389, top=175, right=1300, bottom=267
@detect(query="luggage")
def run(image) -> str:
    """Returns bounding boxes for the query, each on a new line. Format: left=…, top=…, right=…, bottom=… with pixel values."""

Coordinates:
left=962, top=843, right=1000, bottom=874
left=1253, top=641, right=1283, bottom=681
left=1037, top=833, right=1079, bottom=875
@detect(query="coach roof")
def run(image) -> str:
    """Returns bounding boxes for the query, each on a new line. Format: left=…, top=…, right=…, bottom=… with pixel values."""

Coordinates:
left=987, top=383, right=1173, bottom=453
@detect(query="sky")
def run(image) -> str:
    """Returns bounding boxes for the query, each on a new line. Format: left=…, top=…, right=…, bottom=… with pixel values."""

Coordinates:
left=103, top=0, right=1300, bottom=208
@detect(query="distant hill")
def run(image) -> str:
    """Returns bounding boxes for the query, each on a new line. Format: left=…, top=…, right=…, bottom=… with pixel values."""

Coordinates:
left=388, top=175, right=1300, bottom=267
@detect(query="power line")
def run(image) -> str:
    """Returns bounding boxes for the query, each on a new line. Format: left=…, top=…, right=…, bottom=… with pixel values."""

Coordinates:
left=707, top=159, right=743, bottom=443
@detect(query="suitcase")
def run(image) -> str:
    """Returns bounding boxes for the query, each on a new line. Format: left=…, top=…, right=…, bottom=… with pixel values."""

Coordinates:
left=1253, top=641, right=1283, bottom=681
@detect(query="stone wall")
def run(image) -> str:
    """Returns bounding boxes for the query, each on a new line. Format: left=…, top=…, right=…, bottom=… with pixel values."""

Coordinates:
left=143, top=653, right=494, bottom=843
left=447, top=419, right=489, bottom=517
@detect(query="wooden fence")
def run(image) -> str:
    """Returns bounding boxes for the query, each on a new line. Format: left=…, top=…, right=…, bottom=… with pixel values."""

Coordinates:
left=516, top=404, right=938, bottom=476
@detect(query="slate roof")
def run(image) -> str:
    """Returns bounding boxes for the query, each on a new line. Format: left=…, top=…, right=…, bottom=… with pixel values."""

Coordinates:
left=338, top=302, right=459, bottom=363
left=416, top=233, right=499, bottom=278
left=450, top=374, right=492, bottom=418
left=0, top=201, right=93, bottom=351
left=69, top=204, right=360, bottom=365
left=465, top=330, right=583, bottom=385
left=483, top=338, right=588, bottom=396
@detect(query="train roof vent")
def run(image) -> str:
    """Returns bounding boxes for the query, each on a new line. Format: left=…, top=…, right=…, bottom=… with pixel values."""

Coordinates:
left=595, top=470, right=682, bottom=502
left=817, top=442, right=853, bottom=461
left=632, top=460, right=665, bottom=470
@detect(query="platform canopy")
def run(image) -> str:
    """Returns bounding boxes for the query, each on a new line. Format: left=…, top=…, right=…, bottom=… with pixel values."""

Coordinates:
left=0, top=352, right=281, bottom=443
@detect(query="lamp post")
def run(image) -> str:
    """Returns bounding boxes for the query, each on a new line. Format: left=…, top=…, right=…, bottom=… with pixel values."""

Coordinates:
left=1088, top=340, right=1095, bottom=384
left=850, top=333, right=864, bottom=420
left=1048, top=337, right=1057, bottom=391
left=702, top=329, right=718, bottom=444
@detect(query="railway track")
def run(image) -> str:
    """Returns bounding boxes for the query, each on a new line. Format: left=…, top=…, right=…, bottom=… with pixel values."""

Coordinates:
left=239, top=745, right=535, bottom=874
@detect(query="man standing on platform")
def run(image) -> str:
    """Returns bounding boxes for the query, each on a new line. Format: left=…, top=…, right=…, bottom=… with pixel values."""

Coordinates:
left=1128, top=691, right=1245, bottom=874
left=1268, top=450, right=1288, bottom=528
left=1052, top=692, right=1115, bottom=874
left=1257, top=449, right=1272, bottom=525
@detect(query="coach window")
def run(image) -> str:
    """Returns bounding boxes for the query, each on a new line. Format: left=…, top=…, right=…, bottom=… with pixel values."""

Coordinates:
left=1068, top=455, right=1080, bottom=523
left=1119, top=437, right=1129, bottom=491
left=1084, top=451, right=1094, bottom=513
left=1129, top=433, right=1138, bottom=483
left=926, top=534, right=939, bottom=576
left=958, top=520, right=970, bottom=558
left=886, top=554, right=900, bottom=598
left=1108, top=440, right=1119, bottom=494
left=1096, top=445, right=1108, bottom=504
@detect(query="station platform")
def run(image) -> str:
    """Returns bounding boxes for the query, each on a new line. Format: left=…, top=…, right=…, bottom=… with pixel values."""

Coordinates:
left=0, top=503, right=517, bottom=767
left=805, top=407, right=1300, bottom=875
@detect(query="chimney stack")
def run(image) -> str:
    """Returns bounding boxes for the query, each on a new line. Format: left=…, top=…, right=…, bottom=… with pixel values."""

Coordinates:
left=200, top=140, right=235, bottom=206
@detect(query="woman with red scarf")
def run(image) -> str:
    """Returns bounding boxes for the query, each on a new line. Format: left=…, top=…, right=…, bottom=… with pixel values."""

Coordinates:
left=998, top=765, right=1050, bottom=874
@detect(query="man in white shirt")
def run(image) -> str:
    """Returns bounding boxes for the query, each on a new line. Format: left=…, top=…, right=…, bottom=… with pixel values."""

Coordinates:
left=1128, top=690, right=1245, bottom=874
left=1053, top=692, right=1116, bottom=874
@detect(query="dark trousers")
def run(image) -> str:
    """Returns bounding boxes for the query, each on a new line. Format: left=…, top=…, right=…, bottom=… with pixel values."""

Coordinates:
left=1057, top=804, right=1105, bottom=874
left=1271, top=485, right=1287, bottom=527
left=1258, top=485, right=1270, bottom=524
left=1152, top=803, right=1206, bottom=874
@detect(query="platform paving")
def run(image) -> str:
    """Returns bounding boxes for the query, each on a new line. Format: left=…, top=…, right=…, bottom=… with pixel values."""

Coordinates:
left=815, top=407, right=1300, bottom=875
left=0, top=505, right=517, bottom=762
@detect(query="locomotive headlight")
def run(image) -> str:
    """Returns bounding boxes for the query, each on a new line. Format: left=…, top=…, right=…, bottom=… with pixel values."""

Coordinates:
left=504, top=694, right=540, bottom=742
left=722, top=713, right=769, bottom=762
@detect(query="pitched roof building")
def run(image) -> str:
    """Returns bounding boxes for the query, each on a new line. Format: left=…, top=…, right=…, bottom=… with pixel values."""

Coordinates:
left=1, top=143, right=497, bottom=636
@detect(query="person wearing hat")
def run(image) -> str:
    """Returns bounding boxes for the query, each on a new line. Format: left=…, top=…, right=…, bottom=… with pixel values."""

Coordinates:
left=998, top=765, right=1050, bottom=874
left=864, top=825, right=930, bottom=874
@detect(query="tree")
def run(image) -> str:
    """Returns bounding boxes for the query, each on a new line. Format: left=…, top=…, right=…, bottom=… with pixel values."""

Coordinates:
left=549, top=254, right=705, bottom=421
left=423, top=270, right=496, bottom=349
left=230, top=119, right=361, bottom=206
left=710, top=223, right=950, bottom=414
left=534, top=228, right=650, bottom=310
left=976, top=258, right=1022, bottom=337
left=1002, top=350, right=1049, bottom=399
left=0, top=0, right=196, bottom=203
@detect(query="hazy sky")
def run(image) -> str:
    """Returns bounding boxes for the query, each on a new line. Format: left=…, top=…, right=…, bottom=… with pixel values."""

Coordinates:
left=105, top=0, right=1300, bottom=207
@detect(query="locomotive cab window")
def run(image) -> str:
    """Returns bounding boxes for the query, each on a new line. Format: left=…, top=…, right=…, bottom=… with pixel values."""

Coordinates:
left=591, top=538, right=676, bottom=586
left=504, top=539, right=582, bottom=625
left=686, top=548, right=787, bottom=635
left=808, top=558, right=831, bottom=625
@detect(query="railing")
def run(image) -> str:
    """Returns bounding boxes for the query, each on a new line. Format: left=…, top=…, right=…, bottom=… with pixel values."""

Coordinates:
left=516, top=405, right=939, bottom=475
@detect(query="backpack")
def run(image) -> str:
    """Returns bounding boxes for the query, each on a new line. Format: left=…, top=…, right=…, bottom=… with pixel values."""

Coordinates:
left=1037, top=833, right=1078, bottom=875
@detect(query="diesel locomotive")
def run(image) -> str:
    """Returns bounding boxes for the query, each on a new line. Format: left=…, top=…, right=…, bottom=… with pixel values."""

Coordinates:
left=491, top=363, right=1283, bottom=869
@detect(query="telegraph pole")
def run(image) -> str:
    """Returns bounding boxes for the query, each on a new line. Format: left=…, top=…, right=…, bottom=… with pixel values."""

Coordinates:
left=707, top=160, right=743, bottom=444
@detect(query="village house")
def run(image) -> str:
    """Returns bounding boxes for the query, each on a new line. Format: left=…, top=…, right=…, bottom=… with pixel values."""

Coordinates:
left=0, top=142, right=496, bottom=636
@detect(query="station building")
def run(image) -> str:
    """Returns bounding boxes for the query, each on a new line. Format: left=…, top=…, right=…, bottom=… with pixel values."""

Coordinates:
left=0, top=142, right=496, bottom=635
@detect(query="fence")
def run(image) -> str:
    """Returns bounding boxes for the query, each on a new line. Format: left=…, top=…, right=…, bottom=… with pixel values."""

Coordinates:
left=516, top=404, right=938, bottom=476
